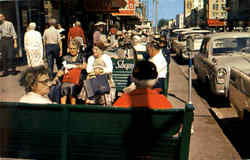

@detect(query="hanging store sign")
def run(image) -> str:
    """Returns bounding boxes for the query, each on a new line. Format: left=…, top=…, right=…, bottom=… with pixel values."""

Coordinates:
left=112, top=0, right=135, bottom=16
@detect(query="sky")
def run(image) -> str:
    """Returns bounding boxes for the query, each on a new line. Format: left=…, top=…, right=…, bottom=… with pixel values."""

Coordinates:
left=145, top=0, right=184, bottom=26
left=158, top=0, right=184, bottom=20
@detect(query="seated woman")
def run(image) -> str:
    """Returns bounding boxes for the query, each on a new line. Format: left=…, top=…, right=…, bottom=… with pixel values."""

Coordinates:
left=113, top=60, right=172, bottom=109
left=54, top=38, right=87, bottom=104
left=85, top=41, right=115, bottom=105
left=19, top=66, right=53, bottom=104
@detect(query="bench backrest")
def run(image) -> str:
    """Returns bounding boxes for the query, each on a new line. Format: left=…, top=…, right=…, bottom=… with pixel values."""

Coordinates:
left=0, top=102, right=194, bottom=160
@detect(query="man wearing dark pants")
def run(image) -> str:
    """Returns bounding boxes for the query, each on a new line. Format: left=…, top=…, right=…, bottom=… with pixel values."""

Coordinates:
left=0, top=13, right=18, bottom=77
left=43, top=18, right=62, bottom=79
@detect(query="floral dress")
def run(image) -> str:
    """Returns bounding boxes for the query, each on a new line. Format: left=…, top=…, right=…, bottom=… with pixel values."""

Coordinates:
left=24, top=30, right=44, bottom=67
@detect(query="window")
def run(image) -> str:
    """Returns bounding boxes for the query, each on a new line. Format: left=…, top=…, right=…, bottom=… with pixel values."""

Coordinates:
left=213, top=4, right=216, bottom=10
left=216, top=4, right=219, bottom=10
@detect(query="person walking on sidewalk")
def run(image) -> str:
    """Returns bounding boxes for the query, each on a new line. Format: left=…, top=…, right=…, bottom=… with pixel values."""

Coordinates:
left=0, top=13, right=18, bottom=77
left=24, top=22, right=44, bottom=67
left=43, top=18, right=63, bottom=79
left=67, top=21, right=87, bottom=48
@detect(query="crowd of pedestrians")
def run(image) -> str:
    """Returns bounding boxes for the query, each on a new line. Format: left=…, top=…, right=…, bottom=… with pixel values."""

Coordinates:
left=0, top=13, right=171, bottom=108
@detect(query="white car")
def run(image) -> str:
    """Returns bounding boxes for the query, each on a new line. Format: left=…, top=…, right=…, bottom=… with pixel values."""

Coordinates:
left=229, top=67, right=250, bottom=120
left=193, top=32, right=250, bottom=97
left=176, top=30, right=210, bottom=62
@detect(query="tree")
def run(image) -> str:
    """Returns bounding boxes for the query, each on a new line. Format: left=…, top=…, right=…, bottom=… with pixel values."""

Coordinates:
left=158, top=18, right=169, bottom=29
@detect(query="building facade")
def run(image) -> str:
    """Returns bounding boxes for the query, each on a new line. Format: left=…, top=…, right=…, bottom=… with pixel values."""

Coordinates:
left=176, top=14, right=184, bottom=28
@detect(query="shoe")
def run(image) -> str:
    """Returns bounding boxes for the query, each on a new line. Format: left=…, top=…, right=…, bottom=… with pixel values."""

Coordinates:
left=0, top=71, right=9, bottom=77
left=10, top=70, right=20, bottom=75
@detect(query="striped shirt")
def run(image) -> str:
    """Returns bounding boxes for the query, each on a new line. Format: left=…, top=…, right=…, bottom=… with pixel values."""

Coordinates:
left=0, top=20, right=17, bottom=39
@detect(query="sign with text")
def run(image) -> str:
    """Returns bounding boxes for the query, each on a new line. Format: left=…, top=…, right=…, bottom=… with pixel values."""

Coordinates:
left=112, top=58, right=134, bottom=91
left=112, top=0, right=135, bottom=16
left=207, top=19, right=225, bottom=27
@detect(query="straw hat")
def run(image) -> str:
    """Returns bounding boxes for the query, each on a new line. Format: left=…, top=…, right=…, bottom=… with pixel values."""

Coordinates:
left=95, top=21, right=106, bottom=26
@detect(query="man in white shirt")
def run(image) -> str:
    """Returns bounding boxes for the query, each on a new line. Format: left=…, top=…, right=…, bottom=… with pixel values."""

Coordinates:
left=147, top=35, right=168, bottom=91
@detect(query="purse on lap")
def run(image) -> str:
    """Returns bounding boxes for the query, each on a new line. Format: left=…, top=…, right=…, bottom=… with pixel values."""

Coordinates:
left=85, top=74, right=110, bottom=98
left=62, top=68, right=82, bottom=85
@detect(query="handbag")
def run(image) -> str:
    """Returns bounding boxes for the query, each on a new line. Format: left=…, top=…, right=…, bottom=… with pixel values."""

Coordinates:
left=85, top=74, right=110, bottom=98
left=62, top=68, right=82, bottom=85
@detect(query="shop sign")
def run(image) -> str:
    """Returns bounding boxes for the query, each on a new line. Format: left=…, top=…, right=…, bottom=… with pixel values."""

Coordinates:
left=112, top=0, right=135, bottom=16
left=207, top=19, right=225, bottom=27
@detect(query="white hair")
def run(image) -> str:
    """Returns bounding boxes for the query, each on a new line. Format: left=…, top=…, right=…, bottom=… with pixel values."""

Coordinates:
left=132, top=77, right=158, bottom=88
left=49, top=18, right=57, bottom=25
left=75, top=21, right=81, bottom=26
left=28, top=22, right=36, bottom=30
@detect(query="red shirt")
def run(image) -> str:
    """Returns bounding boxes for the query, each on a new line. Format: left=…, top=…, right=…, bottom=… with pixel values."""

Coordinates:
left=110, top=27, right=118, bottom=35
left=67, top=26, right=86, bottom=44
left=113, top=88, right=172, bottom=109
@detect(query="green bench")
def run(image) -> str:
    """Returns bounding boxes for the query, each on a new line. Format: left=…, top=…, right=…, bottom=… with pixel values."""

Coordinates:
left=0, top=102, right=194, bottom=160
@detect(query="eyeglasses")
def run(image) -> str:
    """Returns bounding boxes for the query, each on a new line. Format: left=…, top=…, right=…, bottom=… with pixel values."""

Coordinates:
left=68, top=48, right=77, bottom=50
left=37, top=79, right=51, bottom=85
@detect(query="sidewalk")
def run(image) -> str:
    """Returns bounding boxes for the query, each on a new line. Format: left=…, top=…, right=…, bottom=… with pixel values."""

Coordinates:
left=0, top=66, right=27, bottom=102
left=167, top=56, right=241, bottom=159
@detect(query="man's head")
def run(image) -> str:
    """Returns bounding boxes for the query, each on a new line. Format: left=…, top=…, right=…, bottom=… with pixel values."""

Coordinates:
left=48, top=18, right=57, bottom=26
left=147, top=35, right=161, bottom=57
left=132, top=60, right=158, bottom=88
left=75, top=21, right=81, bottom=27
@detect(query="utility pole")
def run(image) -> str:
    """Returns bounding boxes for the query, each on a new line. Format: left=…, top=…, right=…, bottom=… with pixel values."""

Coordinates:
left=155, top=0, right=158, bottom=33
left=152, top=0, right=154, bottom=32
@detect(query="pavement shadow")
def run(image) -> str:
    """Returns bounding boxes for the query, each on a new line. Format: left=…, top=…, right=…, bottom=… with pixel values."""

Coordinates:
left=171, top=54, right=189, bottom=65
left=168, top=93, right=187, bottom=104
left=209, top=109, right=250, bottom=159
left=192, top=79, right=230, bottom=108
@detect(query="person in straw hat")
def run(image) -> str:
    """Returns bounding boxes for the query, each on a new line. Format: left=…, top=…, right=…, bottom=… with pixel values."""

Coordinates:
left=93, top=21, right=106, bottom=44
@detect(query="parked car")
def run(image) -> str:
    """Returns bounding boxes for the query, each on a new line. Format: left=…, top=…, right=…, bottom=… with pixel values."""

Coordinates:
left=193, top=32, right=250, bottom=97
left=169, top=28, right=193, bottom=52
left=175, top=30, right=210, bottom=62
left=229, top=67, right=250, bottom=120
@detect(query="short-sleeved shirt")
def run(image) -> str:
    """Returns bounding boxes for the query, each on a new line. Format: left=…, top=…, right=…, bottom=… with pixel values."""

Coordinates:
left=113, top=88, right=172, bottom=109
left=0, top=21, right=17, bottom=39
left=43, top=26, right=60, bottom=44
left=149, top=50, right=167, bottom=79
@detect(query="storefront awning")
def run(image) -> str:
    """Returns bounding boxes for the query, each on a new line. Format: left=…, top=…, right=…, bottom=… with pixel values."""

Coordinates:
left=84, top=0, right=126, bottom=13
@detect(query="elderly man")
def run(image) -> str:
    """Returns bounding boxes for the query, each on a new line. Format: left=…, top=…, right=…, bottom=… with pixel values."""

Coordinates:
left=0, top=13, right=18, bottom=77
left=113, top=60, right=172, bottom=109
left=43, top=18, right=62, bottom=79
